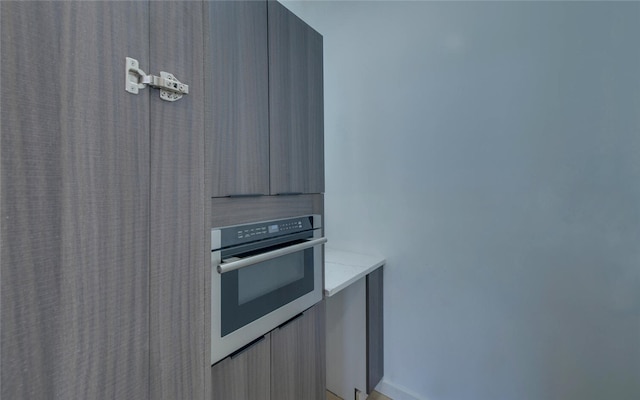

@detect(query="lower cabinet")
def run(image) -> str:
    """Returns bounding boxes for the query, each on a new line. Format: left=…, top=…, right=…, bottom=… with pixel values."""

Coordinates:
left=271, top=301, right=326, bottom=400
left=211, top=333, right=271, bottom=400
left=211, top=302, right=326, bottom=400
left=325, top=265, right=384, bottom=399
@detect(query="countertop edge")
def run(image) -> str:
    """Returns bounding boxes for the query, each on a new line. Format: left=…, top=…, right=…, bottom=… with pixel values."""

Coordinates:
left=324, top=248, right=386, bottom=297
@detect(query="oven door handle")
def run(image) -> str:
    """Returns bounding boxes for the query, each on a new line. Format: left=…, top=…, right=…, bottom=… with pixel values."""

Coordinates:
left=217, top=237, right=327, bottom=274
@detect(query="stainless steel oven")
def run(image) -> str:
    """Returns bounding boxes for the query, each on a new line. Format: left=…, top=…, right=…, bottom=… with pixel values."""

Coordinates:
left=211, top=214, right=325, bottom=365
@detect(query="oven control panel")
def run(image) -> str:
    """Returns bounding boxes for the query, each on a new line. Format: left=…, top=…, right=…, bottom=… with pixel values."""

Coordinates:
left=216, top=215, right=317, bottom=249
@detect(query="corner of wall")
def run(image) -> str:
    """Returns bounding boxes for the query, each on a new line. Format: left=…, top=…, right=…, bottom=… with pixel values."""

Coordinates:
left=375, top=379, right=429, bottom=400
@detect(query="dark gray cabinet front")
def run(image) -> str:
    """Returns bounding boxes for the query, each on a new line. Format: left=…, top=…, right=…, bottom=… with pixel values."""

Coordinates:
left=3, top=2, right=323, bottom=400
left=211, top=334, right=271, bottom=399
left=210, top=302, right=326, bottom=400
left=268, top=0, right=325, bottom=195
left=2, top=2, right=206, bottom=400
left=149, top=2, right=206, bottom=400
left=206, top=0, right=324, bottom=197
left=271, top=302, right=326, bottom=400
left=367, top=267, right=384, bottom=393
left=206, top=0, right=270, bottom=198
left=1, top=2, right=150, bottom=399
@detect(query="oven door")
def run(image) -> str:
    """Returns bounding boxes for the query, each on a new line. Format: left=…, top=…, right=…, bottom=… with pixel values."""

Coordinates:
left=211, top=228, right=325, bottom=364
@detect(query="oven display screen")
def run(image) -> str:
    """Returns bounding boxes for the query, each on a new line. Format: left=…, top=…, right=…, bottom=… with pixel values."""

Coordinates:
left=268, top=224, right=279, bottom=233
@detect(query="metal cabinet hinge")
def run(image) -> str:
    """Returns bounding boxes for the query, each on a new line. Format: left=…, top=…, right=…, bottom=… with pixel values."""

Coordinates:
left=125, top=57, right=189, bottom=102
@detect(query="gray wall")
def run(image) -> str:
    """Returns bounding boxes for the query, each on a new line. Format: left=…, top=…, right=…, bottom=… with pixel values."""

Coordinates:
left=283, top=1, right=640, bottom=400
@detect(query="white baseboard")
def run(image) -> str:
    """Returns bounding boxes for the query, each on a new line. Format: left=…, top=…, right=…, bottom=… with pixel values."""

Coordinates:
left=374, top=379, right=429, bottom=400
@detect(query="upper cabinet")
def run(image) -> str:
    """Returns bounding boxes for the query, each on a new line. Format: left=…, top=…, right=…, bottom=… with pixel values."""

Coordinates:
left=206, top=0, right=324, bottom=197
left=268, top=1, right=325, bottom=195
left=206, top=0, right=270, bottom=197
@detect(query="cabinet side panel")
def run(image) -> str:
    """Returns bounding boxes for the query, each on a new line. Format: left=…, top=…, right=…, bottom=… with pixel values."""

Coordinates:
left=1, top=2, right=150, bottom=399
left=149, top=2, right=206, bottom=400
left=206, top=0, right=270, bottom=197
left=367, top=267, right=384, bottom=393
left=307, top=29, right=325, bottom=194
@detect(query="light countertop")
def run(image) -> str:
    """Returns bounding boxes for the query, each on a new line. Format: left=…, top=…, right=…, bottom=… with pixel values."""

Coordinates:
left=324, top=248, right=385, bottom=297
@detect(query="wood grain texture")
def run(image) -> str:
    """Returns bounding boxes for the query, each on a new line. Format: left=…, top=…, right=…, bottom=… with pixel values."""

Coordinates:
left=205, top=0, right=270, bottom=197
left=149, top=2, right=206, bottom=400
left=268, top=1, right=325, bottom=195
left=210, top=194, right=323, bottom=228
left=366, top=267, right=384, bottom=394
left=1, top=2, right=150, bottom=399
left=271, top=301, right=327, bottom=400
left=206, top=193, right=324, bottom=398
left=211, top=333, right=271, bottom=400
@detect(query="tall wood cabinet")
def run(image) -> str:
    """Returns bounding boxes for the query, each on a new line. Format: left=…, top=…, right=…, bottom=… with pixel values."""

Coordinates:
left=1, top=2, right=151, bottom=399
left=1, top=2, right=205, bottom=400
left=206, top=0, right=324, bottom=197
left=149, top=3, right=206, bottom=400
left=2, top=1, right=323, bottom=400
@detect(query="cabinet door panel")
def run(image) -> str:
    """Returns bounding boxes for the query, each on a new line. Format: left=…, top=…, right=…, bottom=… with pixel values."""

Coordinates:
left=271, top=302, right=326, bottom=400
left=211, top=333, right=271, bottom=399
left=149, top=2, right=206, bottom=400
left=1, top=2, right=149, bottom=399
left=268, top=1, right=324, bottom=195
left=206, top=0, right=270, bottom=197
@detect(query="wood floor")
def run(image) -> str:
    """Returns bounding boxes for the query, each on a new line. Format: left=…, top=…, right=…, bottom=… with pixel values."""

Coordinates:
left=367, top=391, right=393, bottom=400
left=326, top=390, right=392, bottom=400
left=326, top=391, right=342, bottom=400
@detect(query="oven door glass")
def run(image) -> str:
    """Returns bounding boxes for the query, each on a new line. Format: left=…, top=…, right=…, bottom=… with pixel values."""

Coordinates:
left=220, top=244, right=314, bottom=336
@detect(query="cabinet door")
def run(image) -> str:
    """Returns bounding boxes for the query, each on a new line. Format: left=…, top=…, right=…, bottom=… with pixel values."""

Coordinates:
left=268, top=1, right=325, bottom=195
left=206, top=0, right=270, bottom=197
left=211, top=333, right=271, bottom=400
left=271, top=302, right=326, bottom=400
left=1, top=2, right=150, bottom=399
left=149, top=2, right=206, bottom=400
